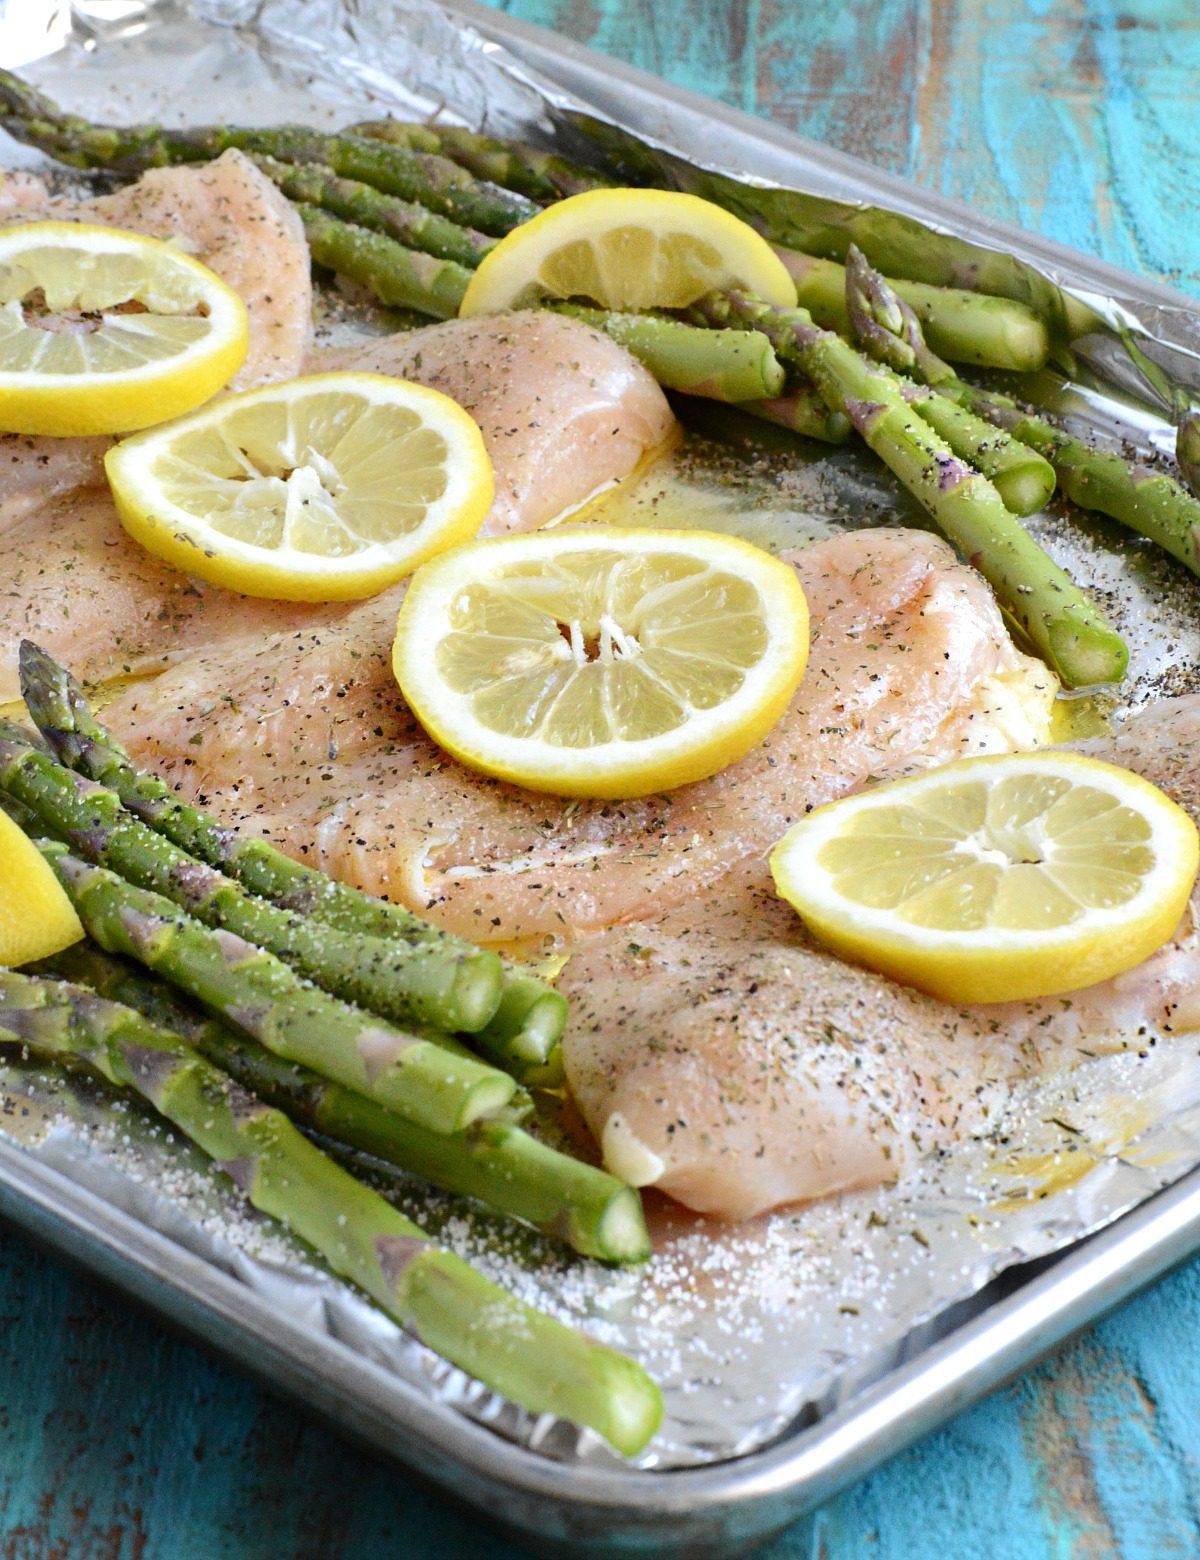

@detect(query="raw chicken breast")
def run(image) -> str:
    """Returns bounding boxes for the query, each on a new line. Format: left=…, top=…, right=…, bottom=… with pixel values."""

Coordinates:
left=562, top=697, right=1200, bottom=1219
left=84, top=151, right=311, bottom=391
left=0, top=488, right=347, bottom=703
left=103, top=527, right=1053, bottom=941
left=319, top=311, right=675, bottom=533
left=0, top=307, right=675, bottom=697
left=0, top=433, right=111, bottom=533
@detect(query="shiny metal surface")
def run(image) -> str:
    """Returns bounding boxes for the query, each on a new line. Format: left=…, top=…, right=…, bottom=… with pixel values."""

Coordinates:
left=6, top=1125, right=1200, bottom=1556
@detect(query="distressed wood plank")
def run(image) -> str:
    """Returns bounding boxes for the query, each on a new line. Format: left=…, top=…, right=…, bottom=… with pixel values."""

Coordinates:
left=4, top=2, right=1200, bottom=1556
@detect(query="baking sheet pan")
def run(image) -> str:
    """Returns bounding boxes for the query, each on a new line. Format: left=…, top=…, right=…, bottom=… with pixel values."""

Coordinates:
left=3, top=0, right=1200, bottom=1552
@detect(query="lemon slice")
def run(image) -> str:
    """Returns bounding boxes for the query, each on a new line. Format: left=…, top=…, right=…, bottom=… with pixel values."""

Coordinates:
left=0, top=811, right=83, bottom=967
left=770, top=752, right=1200, bottom=1004
left=104, top=372, right=495, bottom=601
left=392, top=526, right=810, bottom=799
left=0, top=221, right=248, bottom=436
left=458, top=188, right=796, bottom=316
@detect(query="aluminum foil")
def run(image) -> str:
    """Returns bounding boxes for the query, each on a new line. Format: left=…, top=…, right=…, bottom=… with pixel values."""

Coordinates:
left=3, top=0, right=1200, bottom=1474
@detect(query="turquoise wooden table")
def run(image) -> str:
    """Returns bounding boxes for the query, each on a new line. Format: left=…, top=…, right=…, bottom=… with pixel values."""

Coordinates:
left=4, top=2, right=1200, bottom=1555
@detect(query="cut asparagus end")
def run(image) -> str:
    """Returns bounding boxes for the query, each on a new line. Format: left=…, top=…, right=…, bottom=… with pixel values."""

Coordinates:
left=996, top=310, right=1053, bottom=373
left=472, top=974, right=568, bottom=1084
left=510, top=988, right=569, bottom=1061
left=512, top=1044, right=566, bottom=1091
left=993, top=462, right=1057, bottom=517
left=449, top=947, right=505, bottom=1033
left=589, top=1186, right=654, bottom=1266
left=401, top=1254, right=663, bottom=1455
left=589, top=1354, right=665, bottom=1457
left=455, top=1070, right=520, bottom=1130
left=1048, top=618, right=1130, bottom=690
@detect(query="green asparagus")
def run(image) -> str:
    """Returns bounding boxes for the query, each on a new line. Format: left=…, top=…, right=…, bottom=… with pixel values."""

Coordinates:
left=350, top=119, right=617, bottom=202
left=19, top=644, right=568, bottom=1078
left=691, top=290, right=1128, bottom=688
left=296, top=207, right=792, bottom=406
left=776, top=248, right=1051, bottom=374
left=0, top=971, right=660, bottom=1450
left=33, top=840, right=517, bottom=1134
left=843, top=243, right=958, bottom=387
left=732, top=391, right=851, bottom=445
left=840, top=250, right=1200, bottom=578
left=0, top=72, right=538, bottom=236
left=299, top=205, right=474, bottom=316
left=966, top=394, right=1200, bottom=576
left=297, top=210, right=791, bottom=404
left=41, top=943, right=649, bottom=1263
left=903, top=385, right=1056, bottom=516
left=250, top=154, right=495, bottom=266
left=0, top=724, right=503, bottom=1035
left=344, top=114, right=1058, bottom=383
left=553, top=303, right=785, bottom=400
left=841, top=246, right=1055, bottom=514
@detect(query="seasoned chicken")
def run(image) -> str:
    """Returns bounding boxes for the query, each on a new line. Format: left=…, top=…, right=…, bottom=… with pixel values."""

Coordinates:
left=318, top=311, right=676, bottom=535
left=103, top=527, right=1054, bottom=941
left=561, top=698, right=1200, bottom=1219
left=0, top=308, right=676, bottom=698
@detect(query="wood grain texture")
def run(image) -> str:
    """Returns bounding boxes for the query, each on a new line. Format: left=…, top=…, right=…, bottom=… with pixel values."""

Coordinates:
left=4, top=2, right=1200, bottom=1556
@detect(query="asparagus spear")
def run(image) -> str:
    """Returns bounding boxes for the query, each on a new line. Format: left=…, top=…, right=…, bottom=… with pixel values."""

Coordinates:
left=731, top=390, right=851, bottom=445
left=250, top=154, right=495, bottom=267
left=553, top=303, right=785, bottom=400
left=33, top=840, right=517, bottom=1134
left=843, top=247, right=1055, bottom=515
left=0, top=72, right=537, bottom=237
left=41, top=943, right=649, bottom=1264
left=775, top=249, right=1051, bottom=374
left=844, top=244, right=958, bottom=387
left=299, top=204, right=475, bottom=316
left=18, top=645, right=567, bottom=1083
left=901, top=385, right=1055, bottom=517
left=0, top=724, right=504, bottom=1035
left=966, top=396, right=1200, bottom=576
left=0, top=971, right=660, bottom=1450
left=690, top=290, right=1128, bottom=688
left=840, top=250, right=1200, bottom=578
left=345, top=114, right=1057, bottom=383
left=350, top=118, right=617, bottom=202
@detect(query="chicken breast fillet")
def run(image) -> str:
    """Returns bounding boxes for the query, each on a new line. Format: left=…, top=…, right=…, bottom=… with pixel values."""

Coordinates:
left=103, top=527, right=1053, bottom=941
left=318, top=311, right=675, bottom=534
left=0, top=307, right=675, bottom=698
left=562, top=697, right=1200, bottom=1219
